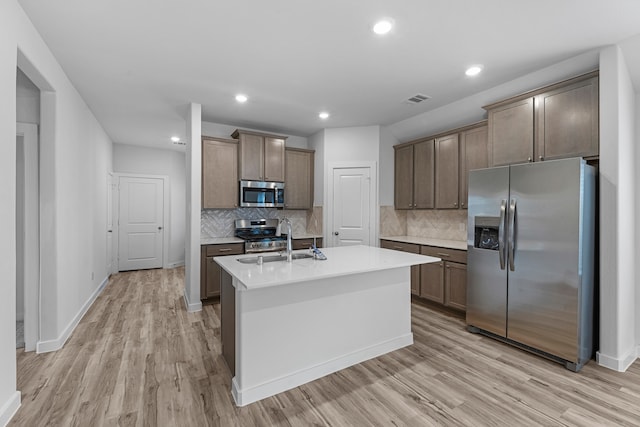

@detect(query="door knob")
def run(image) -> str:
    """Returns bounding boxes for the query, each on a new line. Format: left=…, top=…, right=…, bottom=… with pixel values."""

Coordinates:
left=158, top=226, right=163, bottom=230
left=334, top=231, right=339, bottom=236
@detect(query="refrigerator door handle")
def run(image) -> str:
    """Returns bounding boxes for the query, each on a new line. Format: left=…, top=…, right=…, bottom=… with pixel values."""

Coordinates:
left=498, top=199, right=507, bottom=270
left=508, top=198, right=517, bottom=271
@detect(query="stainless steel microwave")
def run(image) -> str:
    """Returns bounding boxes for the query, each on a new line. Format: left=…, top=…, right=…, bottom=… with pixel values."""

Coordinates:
left=239, top=180, right=285, bottom=208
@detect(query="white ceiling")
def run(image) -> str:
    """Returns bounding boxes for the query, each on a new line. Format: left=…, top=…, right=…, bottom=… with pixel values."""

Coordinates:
left=17, top=1, right=640, bottom=150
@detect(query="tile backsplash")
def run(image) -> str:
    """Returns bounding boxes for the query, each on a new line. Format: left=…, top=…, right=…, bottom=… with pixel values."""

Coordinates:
left=201, top=207, right=322, bottom=238
left=380, top=206, right=467, bottom=241
left=379, top=206, right=407, bottom=236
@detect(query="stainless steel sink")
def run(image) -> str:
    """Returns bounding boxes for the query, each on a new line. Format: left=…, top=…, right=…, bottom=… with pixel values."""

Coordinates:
left=237, top=253, right=315, bottom=264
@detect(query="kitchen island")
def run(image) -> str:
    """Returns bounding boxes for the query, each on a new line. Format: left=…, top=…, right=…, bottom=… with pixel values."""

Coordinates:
left=215, top=245, right=438, bottom=406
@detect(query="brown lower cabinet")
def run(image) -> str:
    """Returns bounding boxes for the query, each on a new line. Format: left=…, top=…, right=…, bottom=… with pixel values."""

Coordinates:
left=380, top=239, right=467, bottom=311
left=292, top=237, right=323, bottom=250
left=420, top=246, right=467, bottom=311
left=201, top=243, right=244, bottom=300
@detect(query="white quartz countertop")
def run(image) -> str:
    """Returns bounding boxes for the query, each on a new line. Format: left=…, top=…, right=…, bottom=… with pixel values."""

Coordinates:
left=201, top=236, right=244, bottom=245
left=215, top=245, right=439, bottom=291
left=381, top=236, right=467, bottom=251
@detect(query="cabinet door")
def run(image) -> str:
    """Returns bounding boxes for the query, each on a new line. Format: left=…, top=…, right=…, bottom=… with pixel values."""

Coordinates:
left=419, top=261, right=444, bottom=303
left=445, top=261, right=467, bottom=311
left=394, top=145, right=414, bottom=209
left=264, top=137, right=286, bottom=181
left=205, top=256, right=221, bottom=298
left=410, top=265, right=420, bottom=295
left=459, top=125, right=488, bottom=209
left=202, top=138, right=238, bottom=209
left=238, top=133, right=264, bottom=181
left=435, top=134, right=459, bottom=209
left=536, top=76, right=598, bottom=161
left=413, top=139, right=435, bottom=209
left=285, top=149, right=314, bottom=209
left=488, top=98, right=534, bottom=166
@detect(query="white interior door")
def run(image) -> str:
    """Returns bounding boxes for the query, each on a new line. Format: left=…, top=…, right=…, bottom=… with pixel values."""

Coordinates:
left=118, top=176, right=164, bottom=271
left=331, top=167, right=372, bottom=246
left=106, top=172, right=114, bottom=274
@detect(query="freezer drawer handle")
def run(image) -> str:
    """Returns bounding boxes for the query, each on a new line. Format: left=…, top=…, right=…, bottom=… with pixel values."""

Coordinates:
left=508, top=198, right=517, bottom=271
left=499, top=199, right=507, bottom=270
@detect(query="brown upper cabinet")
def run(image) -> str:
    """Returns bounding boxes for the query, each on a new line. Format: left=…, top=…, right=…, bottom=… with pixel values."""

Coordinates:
left=231, top=129, right=287, bottom=182
left=459, top=124, right=489, bottom=209
left=284, top=148, right=314, bottom=209
left=485, top=71, right=599, bottom=167
left=394, top=121, right=487, bottom=210
left=435, top=134, right=459, bottom=209
left=394, top=139, right=435, bottom=209
left=535, top=75, right=599, bottom=161
left=202, top=136, right=239, bottom=209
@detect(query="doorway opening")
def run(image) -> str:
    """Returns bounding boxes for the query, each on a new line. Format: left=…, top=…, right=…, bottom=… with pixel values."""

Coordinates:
left=16, top=66, right=41, bottom=353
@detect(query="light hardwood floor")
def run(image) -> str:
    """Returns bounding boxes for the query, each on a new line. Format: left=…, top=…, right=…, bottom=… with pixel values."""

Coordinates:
left=10, top=267, right=640, bottom=426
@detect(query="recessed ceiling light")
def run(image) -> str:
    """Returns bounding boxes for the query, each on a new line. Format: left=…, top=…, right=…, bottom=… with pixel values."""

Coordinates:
left=235, top=94, right=248, bottom=103
left=170, top=136, right=180, bottom=143
left=465, top=65, right=483, bottom=77
left=373, top=19, right=393, bottom=35
left=319, top=112, right=330, bottom=120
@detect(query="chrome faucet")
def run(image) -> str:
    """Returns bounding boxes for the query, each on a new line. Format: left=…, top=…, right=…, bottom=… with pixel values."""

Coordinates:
left=276, top=217, right=293, bottom=262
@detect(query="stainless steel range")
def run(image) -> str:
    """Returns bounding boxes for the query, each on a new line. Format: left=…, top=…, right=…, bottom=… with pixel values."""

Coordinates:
left=234, top=218, right=288, bottom=253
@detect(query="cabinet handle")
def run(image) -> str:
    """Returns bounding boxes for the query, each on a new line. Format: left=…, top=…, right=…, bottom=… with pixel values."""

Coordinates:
left=453, top=202, right=458, bottom=207
left=436, top=252, right=450, bottom=257
left=539, top=156, right=544, bottom=161
left=393, top=246, right=403, bottom=250
left=461, top=202, right=465, bottom=207
left=528, top=157, right=532, bottom=162
left=219, top=248, right=232, bottom=252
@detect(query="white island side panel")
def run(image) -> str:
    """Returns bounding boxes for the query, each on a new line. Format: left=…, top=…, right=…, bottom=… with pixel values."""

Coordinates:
left=232, top=267, right=413, bottom=406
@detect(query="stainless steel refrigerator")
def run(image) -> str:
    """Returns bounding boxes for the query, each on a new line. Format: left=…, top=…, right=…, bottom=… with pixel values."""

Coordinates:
left=466, top=157, right=595, bottom=372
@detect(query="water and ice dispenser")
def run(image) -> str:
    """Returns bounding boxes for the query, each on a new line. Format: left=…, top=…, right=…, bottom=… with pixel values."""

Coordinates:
left=473, top=216, right=500, bottom=250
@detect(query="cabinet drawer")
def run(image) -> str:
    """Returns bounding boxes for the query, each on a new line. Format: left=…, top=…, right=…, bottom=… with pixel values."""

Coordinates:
left=205, top=243, right=244, bottom=256
left=420, top=246, right=466, bottom=264
left=380, top=240, right=420, bottom=254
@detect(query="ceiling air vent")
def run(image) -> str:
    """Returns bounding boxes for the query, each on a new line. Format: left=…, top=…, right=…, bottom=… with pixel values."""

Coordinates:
left=405, top=93, right=431, bottom=105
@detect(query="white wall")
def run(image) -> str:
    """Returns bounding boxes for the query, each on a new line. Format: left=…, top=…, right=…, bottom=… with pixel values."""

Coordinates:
left=308, top=129, right=325, bottom=206
left=16, top=68, right=39, bottom=124
left=636, top=91, right=640, bottom=354
left=201, top=121, right=309, bottom=149
left=185, top=103, right=202, bottom=312
left=597, top=45, right=637, bottom=371
left=113, top=144, right=186, bottom=266
left=388, top=50, right=600, bottom=143
left=1, top=1, right=113, bottom=423
left=379, top=126, right=399, bottom=206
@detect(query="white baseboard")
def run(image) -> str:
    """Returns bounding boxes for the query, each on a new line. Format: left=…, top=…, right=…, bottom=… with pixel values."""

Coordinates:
left=36, top=276, right=109, bottom=353
left=596, top=347, right=638, bottom=372
left=0, top=391, right=20, bottom=427
left=232, top=333, right=413, bottom=407
left=167, top=260, right=185, bottom=268
left=183, top=289, right=202, bottom=313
